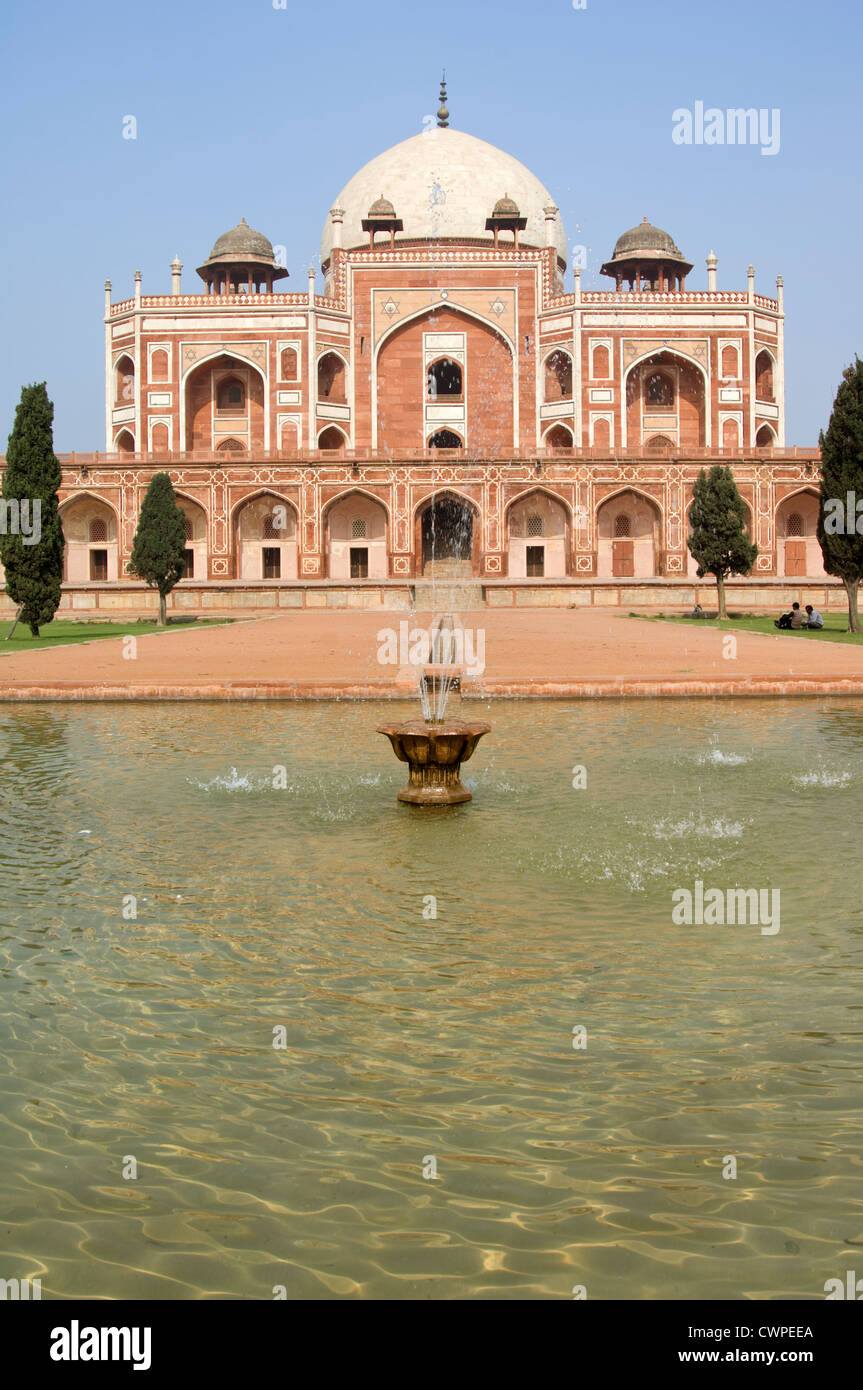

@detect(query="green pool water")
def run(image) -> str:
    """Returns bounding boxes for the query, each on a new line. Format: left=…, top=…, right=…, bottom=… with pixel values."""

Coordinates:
left=0, top=698, right=861, bottom=1300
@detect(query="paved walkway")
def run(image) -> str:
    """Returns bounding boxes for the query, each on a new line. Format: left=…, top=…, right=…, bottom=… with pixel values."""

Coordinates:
left=0, top=610, right=861, bottom=698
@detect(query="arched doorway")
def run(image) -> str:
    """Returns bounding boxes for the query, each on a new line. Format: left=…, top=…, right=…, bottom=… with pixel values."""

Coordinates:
left=61, top=496, right=119, bottom=582
left=417, top=494, right=478, bottom=577
left=597, top=490, right=661, bottom=578
left=755, top=424, right=776, bottom=448
left=234, top=493, right=298, bottom=580
left=325, top=492, right=388, bottom=579
left=507, top=491, right=569, bottom=578
left=776, top=490, right=825, bottom=578
left=176, top=497, right=208, bottom=581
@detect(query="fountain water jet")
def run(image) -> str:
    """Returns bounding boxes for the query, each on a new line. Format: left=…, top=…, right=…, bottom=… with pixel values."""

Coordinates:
left=378, top=618, right=490, bottom=805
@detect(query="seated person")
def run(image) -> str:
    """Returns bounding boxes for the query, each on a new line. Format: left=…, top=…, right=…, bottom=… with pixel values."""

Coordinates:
left=687, top=603, right=705, bottom=619
left=775, top=608, right=793, bottom=629
left=789, top=602, right=806, bottom=629
left=805, top=605, right=824, bottom=629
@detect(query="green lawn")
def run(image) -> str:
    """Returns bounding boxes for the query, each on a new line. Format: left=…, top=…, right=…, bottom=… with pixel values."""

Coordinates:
left=637, top=611, right=863, bottom=646
left=0, top=619, right=231, bottom=656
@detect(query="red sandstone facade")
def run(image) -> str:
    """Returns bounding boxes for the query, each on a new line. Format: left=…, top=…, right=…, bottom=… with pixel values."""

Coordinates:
left=2, top=103, right=832, bottom=607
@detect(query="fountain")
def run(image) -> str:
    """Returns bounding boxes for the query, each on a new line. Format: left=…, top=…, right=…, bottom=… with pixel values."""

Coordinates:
left=378, top=624, right=490, bottom=805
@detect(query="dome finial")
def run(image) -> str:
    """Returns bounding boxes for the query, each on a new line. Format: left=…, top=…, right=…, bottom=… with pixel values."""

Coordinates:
left=437, top=71, right=449, bottom=128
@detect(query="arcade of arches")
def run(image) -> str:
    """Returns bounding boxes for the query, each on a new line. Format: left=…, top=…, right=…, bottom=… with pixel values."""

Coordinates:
left=47, top=478, right=832, bottom=587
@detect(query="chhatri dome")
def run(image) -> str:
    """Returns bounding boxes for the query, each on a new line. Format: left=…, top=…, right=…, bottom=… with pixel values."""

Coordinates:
left=321, top=79, right=567, bottom=270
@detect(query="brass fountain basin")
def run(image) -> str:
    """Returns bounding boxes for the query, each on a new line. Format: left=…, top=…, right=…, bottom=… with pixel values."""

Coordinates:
left=377, top=719, right=491, bottom=805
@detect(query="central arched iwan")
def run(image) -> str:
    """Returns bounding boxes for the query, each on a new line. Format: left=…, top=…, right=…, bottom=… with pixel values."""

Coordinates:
left=376, top=307, right=513, bottom=455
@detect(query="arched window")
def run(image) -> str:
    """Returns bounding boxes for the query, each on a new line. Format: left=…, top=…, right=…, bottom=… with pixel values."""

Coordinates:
left=427, top=358, right=463, bottom=399
left=318, top=426, right=347, bottom=451
left=351, top=518, right=367, bottom=539
left=755, top=425, right=776, bottom=448
left=428, top=429, right=463, bottom=450
left=527, top=514, right=543, bottom=537
left=721, top=344, right=739, bottom=379
left=115, top=355, right=135, bottom=405
left=755, top=351, right=774, bottom=401
left=89, top=518, right=107, bottom=542
left=317, top=353, right=346, bottom=402
left=614, top=513, right=631, bottom=537
left=545, top=424, right=574, bottom=450
left=280, top=347, right=298, bottom=380
left=592, top=345, right=610, bottom=380
left=645, top=372, right=674, bottom=407
left=217, top=377, right=245, bottom=411
left=544, top=350, right=573, bottom=401
left=646, top=434, right=674, bottom=451
left=115, top=430, right=135, bottom=455
left=786, top=511, right=804, bottom=537
left=216, top=437, right=245, bottom=452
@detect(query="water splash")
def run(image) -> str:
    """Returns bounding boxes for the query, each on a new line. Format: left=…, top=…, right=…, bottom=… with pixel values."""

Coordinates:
left=649, top=814, right=747, bottom=840
left=793, top=769, right=852, bottom=788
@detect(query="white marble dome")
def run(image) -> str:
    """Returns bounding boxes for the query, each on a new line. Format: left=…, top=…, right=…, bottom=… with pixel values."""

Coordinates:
left=321, top=127, right=566, bottom=267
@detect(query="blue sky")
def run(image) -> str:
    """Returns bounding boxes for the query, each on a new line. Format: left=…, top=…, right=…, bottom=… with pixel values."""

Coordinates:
left=0, top=0, right=859, bottom=448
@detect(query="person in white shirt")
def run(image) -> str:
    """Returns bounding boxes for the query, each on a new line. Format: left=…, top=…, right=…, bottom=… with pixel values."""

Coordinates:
left=805, top=605, right=824, bottom=629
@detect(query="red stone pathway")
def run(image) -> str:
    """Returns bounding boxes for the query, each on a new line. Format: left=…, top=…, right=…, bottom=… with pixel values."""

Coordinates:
left=0, top=609, right=861, bottom=698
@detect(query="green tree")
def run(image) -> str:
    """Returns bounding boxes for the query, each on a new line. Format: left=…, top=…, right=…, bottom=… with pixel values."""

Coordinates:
left=127, top=472, right=186, bottom=626
left=0, top=382, right=65, bottom=638
left=817, top=356, right=863, bottom=632
left=688, top=464, right=758, bottom=619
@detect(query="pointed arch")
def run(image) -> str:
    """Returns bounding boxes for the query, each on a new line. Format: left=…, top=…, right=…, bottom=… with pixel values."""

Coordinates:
left=60, top=493, right=121, bottom=582
left=755, top=423, right=777, bottom=447
left=543, top=348, right=573, bottom=402
left=173, top=492, right=209, bottom=581
left=374, top=301, right=515, bottom=357
left=114, top=429, right=135, bottom=454
left=182, top=350, right=268, bottom=452
left=317, top=350, right=348, bottom=403
left=624, top=347, right=708, bottom=450
left=775, top=486, right=825, bottom=578
left=413, top=488, right=481, bottom=578
left=596, top=486, right=663, bottom=578
left=318, top=425, right=348, bottom=452
left=232, top=489, right=299, bottom=580
left=114, top=354, right=135, bottom=406
left=324, top=488, right=389, bottom=580
left=755, top=348, right=776, bottom=402
left=505, top=486, right=571, bottom=578
left=543, top=423, right=574, bottom=450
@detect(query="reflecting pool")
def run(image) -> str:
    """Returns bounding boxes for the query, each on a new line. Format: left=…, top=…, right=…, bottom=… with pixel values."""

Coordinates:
left=0, top=698, right=861, bottom=1299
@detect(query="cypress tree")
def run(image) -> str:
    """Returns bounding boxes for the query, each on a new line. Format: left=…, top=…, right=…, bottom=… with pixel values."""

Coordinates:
left=688, top=464, right=758, bottom=619
left=817, top=356, right=863, bottom=632
left=0, top=382, right=65, bottom=638
left=127, top=472, right=186, bottom=626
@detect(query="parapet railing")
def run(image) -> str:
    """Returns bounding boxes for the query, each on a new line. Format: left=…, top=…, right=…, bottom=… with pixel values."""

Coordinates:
left=548, top=290, right=780, bottom=311
left=109, top=293, right=341, bottom=315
